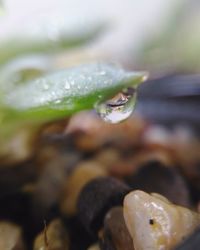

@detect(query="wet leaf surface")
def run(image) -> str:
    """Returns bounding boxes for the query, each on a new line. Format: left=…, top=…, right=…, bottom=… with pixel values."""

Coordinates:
left=0, top=63, right=146, bottom=136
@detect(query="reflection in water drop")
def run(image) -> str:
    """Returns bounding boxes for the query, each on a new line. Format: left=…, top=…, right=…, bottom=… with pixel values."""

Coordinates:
left=95, top=87, right=137, bottom=124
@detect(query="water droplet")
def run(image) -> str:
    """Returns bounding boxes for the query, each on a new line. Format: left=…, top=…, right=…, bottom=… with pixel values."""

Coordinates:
left=95, top=87, right=137, bottom=124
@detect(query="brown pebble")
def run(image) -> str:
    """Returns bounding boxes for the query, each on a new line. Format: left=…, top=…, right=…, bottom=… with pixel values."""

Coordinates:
left=125, top=160, right=191, bottom=207
left=65, top=112, right=146, bottom=151
left=0, top=126, right=39, bottom=166
left=60, top=161, right=107, bottom=216
left=88, top=243, right=101, bottom=250
left=77, top=177, right=131, bottom=234
left=0, top=221, right=26, bottom=250
left=33, top=219, right=69, bottom=250
left=95, top=148, right=121, bottom=173
left=100, top=206, right=134, bottom=250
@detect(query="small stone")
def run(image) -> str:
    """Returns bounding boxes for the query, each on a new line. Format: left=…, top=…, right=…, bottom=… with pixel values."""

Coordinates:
left=0, top=221, right=26, bottom=250
left=66, top=112, right=145, bottom=151
left=95, top=148, right=120, bottom=173
left=125, top=161, right=191, bottom=207
left=175, top=226, right=200, bottom=250
left=67, top=216, right=95, bottom=250
left=0, top=126, right=38, bottom=166
left=33, top=219, right=69, bottom=250
left=88, top=243, right=101, bottom=250
left=124, top=190, right=200, bottom=250
left=60, top=161, right=107, bottom=216
left=77, top=177, right=131, bottom=234
left=100, top=206, right=134, bottom=250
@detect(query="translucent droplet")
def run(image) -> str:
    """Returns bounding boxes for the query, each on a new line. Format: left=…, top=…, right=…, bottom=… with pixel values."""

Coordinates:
left=95, top=87, right=137, bottom=124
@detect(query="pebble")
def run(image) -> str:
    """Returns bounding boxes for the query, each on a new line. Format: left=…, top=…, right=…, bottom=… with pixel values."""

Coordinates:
left=125, top=160, right=191, bottom=207
left=33, top=219, right=69, bottom=250
left=0, top=221, right=26, bottom=250
left=78, top=177, right=131, bottom=234
left=100, top=206, right=134, bottom=250
left=66, top=112, right=146, bottom=152
left=175, top=226, right=200, bottom=250
left=95, top=148, right=121, bottom=173
left=67, top=216, right=95, bottom=250
left=60, top=161, right=107, bottom=216
left=88, top=243, right=101, bottom=250
left=124, top=190, right=200, bottom=250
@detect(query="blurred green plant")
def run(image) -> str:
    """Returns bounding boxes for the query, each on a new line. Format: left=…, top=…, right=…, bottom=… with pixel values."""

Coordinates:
left=138, top=0, right=200, bottom=72
left=0, top=23, right=105, bottom=65
left=0, top=27, right=147, bottom=163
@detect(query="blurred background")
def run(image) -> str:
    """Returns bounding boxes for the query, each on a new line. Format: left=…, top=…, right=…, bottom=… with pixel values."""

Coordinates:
left=0, top=0, right=175, bottom=66
left=1, top=0, right=200, bottom=73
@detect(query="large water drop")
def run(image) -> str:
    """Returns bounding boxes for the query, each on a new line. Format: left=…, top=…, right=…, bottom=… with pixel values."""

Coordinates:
left=95, top=87, right=137, bottom=124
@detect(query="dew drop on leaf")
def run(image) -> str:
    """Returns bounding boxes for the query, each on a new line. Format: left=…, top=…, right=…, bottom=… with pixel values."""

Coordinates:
left=95, top=87, right=137, bottom=123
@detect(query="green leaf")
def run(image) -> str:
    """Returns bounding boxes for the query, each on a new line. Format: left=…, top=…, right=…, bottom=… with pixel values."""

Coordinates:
left=0, top=24, right=104, bottom=65
left=0, top=55, right=51, bottom=93
left=0, top=63, right=147, bottom=135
